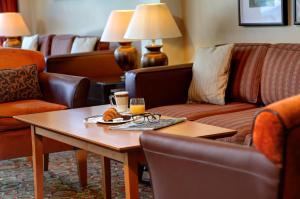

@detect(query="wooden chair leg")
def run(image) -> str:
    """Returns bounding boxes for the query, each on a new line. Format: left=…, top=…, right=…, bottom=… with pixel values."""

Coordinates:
left=43, top=153, right=49, bottom=171
left=76, top=150, right=88, bottom=187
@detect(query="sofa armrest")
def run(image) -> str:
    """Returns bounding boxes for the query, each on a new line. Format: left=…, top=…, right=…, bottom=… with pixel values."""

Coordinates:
left=125, top=63, right=193, bottom=109
left=45, top=50, right=123, bottom=79
left=140, top=131, right=280, bottom=199
left=39, top=72, right=90, bottom=108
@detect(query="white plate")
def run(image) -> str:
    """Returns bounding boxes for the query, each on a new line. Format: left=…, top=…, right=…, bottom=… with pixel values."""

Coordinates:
left=97, top=116, right=132, bottom=124
left=85, top=116, right=132, bottom=124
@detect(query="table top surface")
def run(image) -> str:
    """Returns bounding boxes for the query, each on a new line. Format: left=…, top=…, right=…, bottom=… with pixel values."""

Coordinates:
left=14, top=105, right=236, bottom=152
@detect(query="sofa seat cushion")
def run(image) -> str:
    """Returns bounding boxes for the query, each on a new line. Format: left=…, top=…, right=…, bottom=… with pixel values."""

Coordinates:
left=196, top=108, right=263, bottom=145
left=147, top=102, right=257, bottom=121
left=0, top=100, right=67, bottom=131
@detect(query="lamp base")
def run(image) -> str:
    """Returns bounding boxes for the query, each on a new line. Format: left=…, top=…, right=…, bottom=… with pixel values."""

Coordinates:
left=142, top=45, right=168, bottom=68
left=114, top=42, right=138, bottom=72
left=3, top=37, right=21, bottom=48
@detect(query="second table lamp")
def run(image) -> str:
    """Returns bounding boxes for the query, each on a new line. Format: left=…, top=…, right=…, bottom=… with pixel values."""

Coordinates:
left=124, top=3, right=182, bottom=67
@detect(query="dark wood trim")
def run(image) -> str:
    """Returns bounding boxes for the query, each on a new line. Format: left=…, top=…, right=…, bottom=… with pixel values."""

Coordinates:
left=294, top=0, right=300, bottom=25
left=238, top=0, right=288, bottom=26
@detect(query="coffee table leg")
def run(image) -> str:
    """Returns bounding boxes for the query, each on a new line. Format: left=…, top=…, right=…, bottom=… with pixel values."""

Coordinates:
left=31, top=127, right=44, bottom=199
left=101, top=156, right=111, bottom=199
left=76, top=149, right=88, bottom=187
left=124, top=153, right=139, bottom=199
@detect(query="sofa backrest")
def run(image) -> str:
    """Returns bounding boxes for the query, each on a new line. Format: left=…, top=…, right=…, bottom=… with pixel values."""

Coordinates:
left=50, top=35, right=76, bottom=56
left=0, top=48, right=45, bottom=72
left=261, top=44, right=300, bottom=105
left=226, top=43, right=270, bottom=104
left=38, top=34, right=55, bottom=57
left=38, top=34, right=110, bottom=57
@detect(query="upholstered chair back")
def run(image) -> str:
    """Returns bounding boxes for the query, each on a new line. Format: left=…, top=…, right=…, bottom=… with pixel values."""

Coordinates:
left=0, top=48, right=45, bottom=72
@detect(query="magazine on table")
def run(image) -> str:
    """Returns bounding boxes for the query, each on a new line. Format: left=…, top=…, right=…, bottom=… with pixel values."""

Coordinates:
left=109, top=117, right=187, bottom=131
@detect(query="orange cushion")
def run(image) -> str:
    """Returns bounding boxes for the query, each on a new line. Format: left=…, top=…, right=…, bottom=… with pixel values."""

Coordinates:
left=0, top=100, right=67, bottom=131
left=0, top=48, right=45, bottom=72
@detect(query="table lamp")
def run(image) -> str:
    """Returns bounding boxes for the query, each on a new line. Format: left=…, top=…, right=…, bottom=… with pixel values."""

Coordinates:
left=101, top=10, right=138, bottom=73
left=124, top=3, right=182, bottom=67
left=0, top=12, right=30, bottom=48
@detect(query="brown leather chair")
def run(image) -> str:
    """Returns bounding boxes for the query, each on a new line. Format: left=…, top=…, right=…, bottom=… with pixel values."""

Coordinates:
left=0, top=48, right=90, bottom=186
left=140, top=94, right=300, bottom=199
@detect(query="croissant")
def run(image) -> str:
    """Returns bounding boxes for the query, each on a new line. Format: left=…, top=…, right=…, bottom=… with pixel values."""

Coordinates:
left=103, top=108, right=121, bottom=122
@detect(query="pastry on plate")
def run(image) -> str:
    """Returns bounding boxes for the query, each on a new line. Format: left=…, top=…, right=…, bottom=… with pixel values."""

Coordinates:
left=103, top=107, right=121, bottom=122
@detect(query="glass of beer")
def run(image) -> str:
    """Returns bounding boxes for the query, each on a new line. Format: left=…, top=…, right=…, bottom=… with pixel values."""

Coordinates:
left=130, top=98, right=145, bottom=115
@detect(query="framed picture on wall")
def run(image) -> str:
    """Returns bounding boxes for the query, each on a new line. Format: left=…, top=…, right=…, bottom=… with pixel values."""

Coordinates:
left=238, top=0, right=288, bottom=26
left=295, top=0, right=300, bottom=24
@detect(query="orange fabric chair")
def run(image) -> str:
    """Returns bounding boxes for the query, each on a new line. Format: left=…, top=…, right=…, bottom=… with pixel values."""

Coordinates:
left=0, top=48, right=90, bottom=186
left=141, top=94, right=300, bottom=199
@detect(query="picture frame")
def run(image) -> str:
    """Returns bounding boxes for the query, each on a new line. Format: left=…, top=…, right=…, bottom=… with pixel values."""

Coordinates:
left=295, top=0, right=300, bottom=25
left=238, top=0, right=288, bottom=26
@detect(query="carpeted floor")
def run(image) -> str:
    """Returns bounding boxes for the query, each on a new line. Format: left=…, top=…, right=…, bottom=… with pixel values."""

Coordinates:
left=0, top=151, right=153, bottom=199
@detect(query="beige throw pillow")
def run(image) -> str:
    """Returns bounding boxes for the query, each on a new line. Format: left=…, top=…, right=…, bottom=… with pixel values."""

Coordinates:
left=71, top=37, right=98, bottom=54
left=188, top=44, right=234, bottom=105
left=21, top=35, right=38, bottom=51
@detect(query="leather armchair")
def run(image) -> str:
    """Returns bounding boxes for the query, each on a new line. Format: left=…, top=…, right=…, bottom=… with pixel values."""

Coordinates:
left=39, top=72, right=90, bottom=108
left=140, top=94, right=300, bottom=199
left=0, top=48, right=89, bottom=186
left=125, top=63, right=193, bottom=109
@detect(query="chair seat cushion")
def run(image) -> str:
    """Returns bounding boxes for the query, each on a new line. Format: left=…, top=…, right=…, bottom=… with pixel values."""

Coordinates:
left=147, top=102, right=257, bottom=121
left=0, top=100, right=67, bottom=131
left=196, top=108, right=263, bottom=145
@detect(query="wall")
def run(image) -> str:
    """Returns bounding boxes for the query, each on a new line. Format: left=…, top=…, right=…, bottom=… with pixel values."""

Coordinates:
left=19, top=0, right=157, bottom=35
left=161, top=0, right=185, bottom=65
left=182, top=0, right=300, bottom=62
left=18, top=0, right=35, bottom=31
left=18, top=0, right=185, bottom=65
left=20, top=0, right=300, bottom=65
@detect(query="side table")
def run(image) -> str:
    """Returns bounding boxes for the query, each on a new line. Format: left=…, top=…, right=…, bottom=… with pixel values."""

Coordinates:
left=87, top=77, right=125, bottom=106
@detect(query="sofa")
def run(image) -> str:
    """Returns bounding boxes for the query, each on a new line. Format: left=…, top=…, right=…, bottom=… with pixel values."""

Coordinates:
left=37, top=34, right=110, bottom=57
left=37, top=34, right=123, bottom=105
left=126, top=43, right=300, bottom=145
left=141, top=94, right=300, bottom=199
left=37, top=34, right=122, bottom=80
left=0, top=48, right=90, bottom=185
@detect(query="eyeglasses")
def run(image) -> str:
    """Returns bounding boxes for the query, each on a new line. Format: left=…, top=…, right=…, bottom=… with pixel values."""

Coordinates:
left=132, top=113, right=161, bottom=124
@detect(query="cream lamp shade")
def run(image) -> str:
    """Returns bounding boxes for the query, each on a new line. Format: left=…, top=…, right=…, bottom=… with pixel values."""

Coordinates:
left=124, top=3, right=182, bottom=40
left=101, top=10, right=134, bottom=42
left=0, top=12, right=30, bottom=37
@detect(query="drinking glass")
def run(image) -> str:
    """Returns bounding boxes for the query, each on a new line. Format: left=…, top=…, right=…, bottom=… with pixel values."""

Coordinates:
left=130, top=98, right=145, bottom=115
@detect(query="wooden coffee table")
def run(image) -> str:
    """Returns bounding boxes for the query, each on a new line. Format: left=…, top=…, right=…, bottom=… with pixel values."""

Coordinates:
left=14, top=105, right=236, bottom=199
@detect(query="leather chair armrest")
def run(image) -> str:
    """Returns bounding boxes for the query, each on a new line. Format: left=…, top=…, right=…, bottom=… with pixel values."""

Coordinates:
left=125, top=63, right=193, bottom=109
left=45, top=50, right=123, bottom=79
left=140, top=131, right=280, bottom=199
left=39, top=72, right=90, bottom=108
